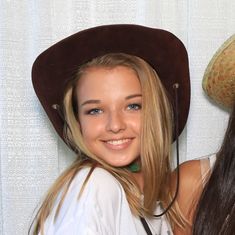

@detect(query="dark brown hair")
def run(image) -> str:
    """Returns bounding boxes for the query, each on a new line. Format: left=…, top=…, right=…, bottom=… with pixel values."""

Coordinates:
left=193, top=102, right=235, bottom=234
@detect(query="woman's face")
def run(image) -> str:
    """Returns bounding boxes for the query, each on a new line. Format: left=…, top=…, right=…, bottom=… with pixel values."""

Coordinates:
left=76, top=66, right=142, bottom=167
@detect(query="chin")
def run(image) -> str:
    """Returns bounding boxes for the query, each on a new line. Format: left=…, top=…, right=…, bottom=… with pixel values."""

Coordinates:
left=107, top=158, right=138, bottom=168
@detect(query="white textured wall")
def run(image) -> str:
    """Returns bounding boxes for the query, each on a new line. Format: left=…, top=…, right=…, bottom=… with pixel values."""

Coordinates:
left=0, top=1, right=234, bottom=234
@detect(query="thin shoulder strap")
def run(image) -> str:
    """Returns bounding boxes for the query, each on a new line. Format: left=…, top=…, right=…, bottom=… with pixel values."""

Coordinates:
left=200, top=154, right=217, bottom=187
left=209, top=154, right=216, bottom=169
left=200, top=157, right=211, bottom=187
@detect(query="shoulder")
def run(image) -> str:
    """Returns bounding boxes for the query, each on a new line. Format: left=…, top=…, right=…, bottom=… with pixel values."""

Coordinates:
left=51, top=167, right=130, bottom=234
left=174, top=159, right=203, bottom=204
left=60, top=167, right=125, bottom=208
left=172, top=154, right=218, bottom=208
left=171, top=160, right=203, bottom=234
left=74, top=166, right=122, bottom=188
left=88, top=167, right=123, bottom=194
left=171, top=159, right=203, bottom=222
left=74, top=167, right=125, bottom=206
left=77, top=168, right=133, bottom=233
left=178, top=159, right=202, bottom=188
left=171, top=159, right=202, bottom=194
left=177, top=154, right=217, bottom=190
left=58, top=167, right=128, bottom=229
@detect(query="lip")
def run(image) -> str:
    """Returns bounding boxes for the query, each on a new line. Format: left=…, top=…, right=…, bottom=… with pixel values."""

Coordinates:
left=102, top=138, right=133, bottom=150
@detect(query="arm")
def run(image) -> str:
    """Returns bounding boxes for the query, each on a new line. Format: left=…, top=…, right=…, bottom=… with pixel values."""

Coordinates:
left=171, top=160, right=204, bottom=235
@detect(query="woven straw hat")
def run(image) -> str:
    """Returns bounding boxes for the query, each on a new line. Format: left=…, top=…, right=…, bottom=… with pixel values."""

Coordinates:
left=202, top=34, right=235, bottom=109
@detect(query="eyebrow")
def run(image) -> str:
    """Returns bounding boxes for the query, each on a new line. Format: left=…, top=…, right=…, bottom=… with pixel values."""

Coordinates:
left=81, top=100, right=101, bottom=106
left=80, top=94, right=142, bottom=106
left=125, top=94, right=142, bottom=100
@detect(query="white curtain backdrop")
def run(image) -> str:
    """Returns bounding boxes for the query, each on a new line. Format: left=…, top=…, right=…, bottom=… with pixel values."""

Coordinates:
left=0, top=0, right=234, bottom=234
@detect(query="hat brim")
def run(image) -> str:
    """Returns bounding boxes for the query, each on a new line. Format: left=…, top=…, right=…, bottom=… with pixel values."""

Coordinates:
left=32, top=24, right=190, bottom=145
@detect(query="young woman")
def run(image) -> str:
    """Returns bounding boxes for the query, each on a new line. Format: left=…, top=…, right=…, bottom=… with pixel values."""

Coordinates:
left=193, top=35, right=235, bottom=234
left=31, top=25, right=192, bottom=234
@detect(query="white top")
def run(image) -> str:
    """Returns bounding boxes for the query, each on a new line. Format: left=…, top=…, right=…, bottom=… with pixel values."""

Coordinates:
left=39, top=167, right=173, bottom=235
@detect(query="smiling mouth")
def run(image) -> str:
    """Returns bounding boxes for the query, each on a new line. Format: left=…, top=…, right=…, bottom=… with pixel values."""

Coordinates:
left=103, top=138, right=132, bottom=149
left=106, top=139, right=131, bottom=145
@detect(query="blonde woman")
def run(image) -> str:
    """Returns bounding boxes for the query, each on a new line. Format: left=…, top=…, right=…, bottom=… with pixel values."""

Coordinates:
left=31, top=25, right=193, bottom=234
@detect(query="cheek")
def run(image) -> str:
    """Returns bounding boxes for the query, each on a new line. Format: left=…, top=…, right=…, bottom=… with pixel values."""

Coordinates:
left=79, top=123, right=94, bottom=144
left=79, top=117, right=105, bottom=139
left=129, top=115, right=141, bottom=133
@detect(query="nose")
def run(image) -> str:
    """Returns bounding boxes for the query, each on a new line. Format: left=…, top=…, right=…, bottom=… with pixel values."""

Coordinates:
left=106, top=111, right=126, bottom=133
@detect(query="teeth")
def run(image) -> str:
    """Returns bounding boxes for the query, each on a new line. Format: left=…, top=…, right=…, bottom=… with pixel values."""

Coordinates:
left=107, top=139, right=130, bottom=145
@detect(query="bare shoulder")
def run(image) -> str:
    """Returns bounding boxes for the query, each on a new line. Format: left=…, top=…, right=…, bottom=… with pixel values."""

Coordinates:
left=177, top=159, right=202, bottom=188
left=171, top=159, right=203, bottom=234
left=171, top=159, right=202, bottom=194
left=176, top=159, right=203, bottom=203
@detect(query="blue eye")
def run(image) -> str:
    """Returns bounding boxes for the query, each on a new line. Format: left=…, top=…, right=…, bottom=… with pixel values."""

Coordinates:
left=127, top=103, right=142, bottom=110
left=87, top=108, right=103, bottom=115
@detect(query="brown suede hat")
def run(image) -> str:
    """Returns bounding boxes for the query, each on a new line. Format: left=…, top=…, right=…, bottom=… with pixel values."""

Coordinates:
left=32, top=24, right=190, bottom=146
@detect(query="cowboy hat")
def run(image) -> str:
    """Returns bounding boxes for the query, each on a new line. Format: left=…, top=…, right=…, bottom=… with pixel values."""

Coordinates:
left=32, top=24, right=190, bottom=146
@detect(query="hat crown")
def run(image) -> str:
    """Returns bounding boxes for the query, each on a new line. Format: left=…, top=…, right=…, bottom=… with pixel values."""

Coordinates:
left=203, top=34, right=235, bottom=109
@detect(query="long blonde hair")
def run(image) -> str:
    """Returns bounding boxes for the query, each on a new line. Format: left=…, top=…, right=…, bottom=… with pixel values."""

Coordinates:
left=32, top=53, right=183, bottom=234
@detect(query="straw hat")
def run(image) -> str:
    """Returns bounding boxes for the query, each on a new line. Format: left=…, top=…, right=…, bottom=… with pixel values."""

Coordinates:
left=202, top=34, right=235, bottom=109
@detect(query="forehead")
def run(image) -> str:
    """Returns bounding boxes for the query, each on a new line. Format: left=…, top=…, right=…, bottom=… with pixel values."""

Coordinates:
left=76, top=66, right=141, bottom=101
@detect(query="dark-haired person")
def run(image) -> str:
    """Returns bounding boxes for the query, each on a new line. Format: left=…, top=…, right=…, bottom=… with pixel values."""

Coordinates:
left=193, top=35, right=235, bottom=234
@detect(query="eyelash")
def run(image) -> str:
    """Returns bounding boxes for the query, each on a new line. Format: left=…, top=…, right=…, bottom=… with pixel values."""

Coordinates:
left=85, top=103, right=142, bottom=115
left=127, top=103, right=142, bottom=110
left=86, top=108, right=103, bottom=115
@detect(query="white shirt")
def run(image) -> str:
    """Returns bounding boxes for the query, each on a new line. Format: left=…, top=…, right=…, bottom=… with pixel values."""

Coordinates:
left=39, top=167, right=173, bottom=235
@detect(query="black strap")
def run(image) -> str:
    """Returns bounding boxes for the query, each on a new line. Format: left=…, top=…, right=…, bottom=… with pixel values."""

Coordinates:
left=140, top=217, right=153, bottom=235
